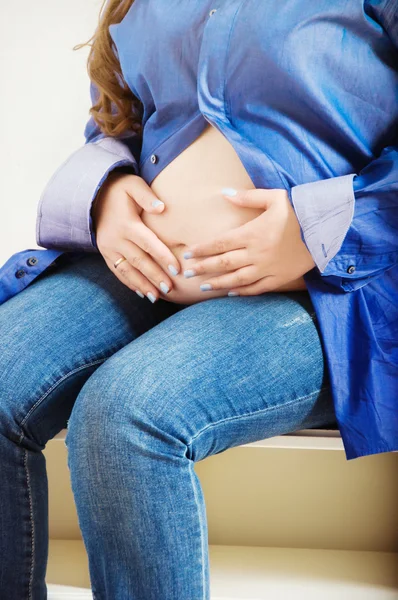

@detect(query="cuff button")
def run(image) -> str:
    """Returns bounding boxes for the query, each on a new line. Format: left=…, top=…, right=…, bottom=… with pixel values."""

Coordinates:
left=347, top=265, right=355, bottom=274
left=26, top=256, right=38, bottom=267
left=15, top=269, right=26, bottom=279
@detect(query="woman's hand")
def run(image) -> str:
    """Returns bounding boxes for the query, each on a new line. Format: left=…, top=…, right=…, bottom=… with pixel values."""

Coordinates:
left=92, top=171, right=181, bottom=302
left=182, top=188, right=316, bottom=295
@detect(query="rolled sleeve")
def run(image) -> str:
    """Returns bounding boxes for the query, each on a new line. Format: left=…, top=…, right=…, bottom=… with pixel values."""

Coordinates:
left=290, top=173, right=356, bottom=273
left=36, top=137, right=139, bottom=252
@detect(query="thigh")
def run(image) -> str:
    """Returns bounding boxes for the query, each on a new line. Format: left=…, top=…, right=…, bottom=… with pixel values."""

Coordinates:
left=67, top=290, right=338, bottom=462
left=0, top=252, right=183, bottom=447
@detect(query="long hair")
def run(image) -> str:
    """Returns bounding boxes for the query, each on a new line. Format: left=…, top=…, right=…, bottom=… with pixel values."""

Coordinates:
left=73, top=0, right=142, bottom=137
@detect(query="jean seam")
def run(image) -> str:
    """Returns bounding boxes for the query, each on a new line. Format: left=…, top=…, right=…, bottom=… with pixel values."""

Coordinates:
left=23, top=449, right=35, bottom=600
left=16, top=358, right=107, bottom=598
left=186, top=388, right=324, bottom=448
left=188, top=462, right=206, bottom=600
left=17, top=358, right=107, bottom=444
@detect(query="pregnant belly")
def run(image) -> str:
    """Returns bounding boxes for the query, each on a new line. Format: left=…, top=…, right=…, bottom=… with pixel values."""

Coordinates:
left=141, top=122, right=305, bottom=305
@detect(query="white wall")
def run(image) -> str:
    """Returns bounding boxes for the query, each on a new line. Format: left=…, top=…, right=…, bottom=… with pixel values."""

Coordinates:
left=0, top=0, right=103, bottom=265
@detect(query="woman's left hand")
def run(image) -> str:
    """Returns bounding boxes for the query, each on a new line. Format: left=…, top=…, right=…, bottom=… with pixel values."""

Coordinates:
left=183, top=188, right=316, bottom=296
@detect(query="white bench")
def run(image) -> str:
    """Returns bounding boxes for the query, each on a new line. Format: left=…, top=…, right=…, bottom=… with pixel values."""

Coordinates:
left=47, top=426, right=398, bottom=598
left=54, top=427, right=344, bottom=451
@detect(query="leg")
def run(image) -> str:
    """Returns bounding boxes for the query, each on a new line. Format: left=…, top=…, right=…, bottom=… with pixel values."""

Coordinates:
left=0, top=253, right=182, bottom=600
left=65, top=291, right=337, bottom=600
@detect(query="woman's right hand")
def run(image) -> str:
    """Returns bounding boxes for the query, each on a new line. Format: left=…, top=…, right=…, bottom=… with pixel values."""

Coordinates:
left=91, top=171, right=181, bottom=302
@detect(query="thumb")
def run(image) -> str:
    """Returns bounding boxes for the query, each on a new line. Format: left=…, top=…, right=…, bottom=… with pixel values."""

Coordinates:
left=221, top=187, right=273, bottom=209
left=125, top=175, right=166, bottom=214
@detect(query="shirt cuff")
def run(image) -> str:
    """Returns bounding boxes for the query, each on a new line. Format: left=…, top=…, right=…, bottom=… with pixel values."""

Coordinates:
left=0, top=248, right=65, bottom=305
left=36, top=137, right=139, bottom=252
left=290, top=173, right=356, bottom=273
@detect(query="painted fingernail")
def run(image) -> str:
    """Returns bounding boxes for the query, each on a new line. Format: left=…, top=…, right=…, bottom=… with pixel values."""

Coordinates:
left=228, top=291, right=239, bottom=296
left=152, top=200, right=164, bottom=208
left=221, top=187, right=237, bottom=197
left=184, top=269, right=196, bottom=278
left=160, top=281, right=170, bottom=294
left=184, top=251, right=193, bottom=259
left=168, top=264, right=179, bottom=276
left=200, top=284, right=213, bottom=291
left=147, top=292, right=157, bottom=303
left=135, top=290, right=145, bottom=298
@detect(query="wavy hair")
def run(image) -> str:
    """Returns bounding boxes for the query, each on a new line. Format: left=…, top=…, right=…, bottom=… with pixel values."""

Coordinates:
left=73, top=0, right=143, bottom=137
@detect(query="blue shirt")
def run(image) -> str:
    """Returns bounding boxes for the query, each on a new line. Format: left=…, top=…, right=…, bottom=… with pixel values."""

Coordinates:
left=1, top=0, right=397, bottom=460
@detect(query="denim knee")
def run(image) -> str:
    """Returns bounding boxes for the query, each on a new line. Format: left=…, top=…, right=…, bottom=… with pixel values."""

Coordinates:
left=64, top=347, right=190, bottom=468
left=0, top=349, right=38, bottom=445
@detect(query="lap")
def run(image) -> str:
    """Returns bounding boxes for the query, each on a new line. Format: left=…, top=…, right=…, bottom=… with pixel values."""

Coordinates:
left=68, top=291, right=338, bottom=460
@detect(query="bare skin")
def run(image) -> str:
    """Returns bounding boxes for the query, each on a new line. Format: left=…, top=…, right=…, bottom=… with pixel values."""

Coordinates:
left=92, top=122, right=307, bottom=305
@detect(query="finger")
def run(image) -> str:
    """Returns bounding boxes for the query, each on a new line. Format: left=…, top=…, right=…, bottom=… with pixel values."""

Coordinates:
left=198, top=265, right=259, bottom=292
left=184, top=226, right=248, bottom=259
left=227, top=275, right=278, bottom=296
left=127, top=220, right=181, bottom=278
left=222, top=187, right=275, bottom=209
left=120, top=240, right=174, bottom=296
left=106, top=253, right=160, bottom=303
left=183, top=249, right=249, bottom=278
left=121, top=174, right=166, bottom=214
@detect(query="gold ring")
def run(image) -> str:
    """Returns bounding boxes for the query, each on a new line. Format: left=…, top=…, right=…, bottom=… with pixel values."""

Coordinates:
left=114, top=256, right=127, bottom=269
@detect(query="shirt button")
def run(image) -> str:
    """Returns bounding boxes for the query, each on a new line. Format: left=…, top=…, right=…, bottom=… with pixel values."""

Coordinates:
left=150, top=154, right=158, bottom=164
left=347, top=265, right=355, bottom=274
left=15, top=269, right=26, bottom=279
left=209, top=9, right=217, bottom=16
left=26, top=256, right=38, bottom=267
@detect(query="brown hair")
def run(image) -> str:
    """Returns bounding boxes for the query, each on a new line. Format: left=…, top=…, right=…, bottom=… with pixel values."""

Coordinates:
left=73, top=0, right=143, bottom=138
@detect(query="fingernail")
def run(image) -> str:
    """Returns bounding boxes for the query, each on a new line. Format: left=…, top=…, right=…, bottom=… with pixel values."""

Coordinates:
left=152, top=200, right=164, bottom=208
left=160, top=282, right=170, bottom=294
left=147, top=292, right=157, bottom=303
left=183, top=251, right=193, bottom=259
left=135, top=290, right=145, bottom=298
left=184, top=269, right=196, bottom=278
left=228, top=291, right=239, bottom=296
left=200, top=284, right=213, bottom=291
left=221, top=187, right=237, bottom=197
left=168, top=264, right=179, bottom=276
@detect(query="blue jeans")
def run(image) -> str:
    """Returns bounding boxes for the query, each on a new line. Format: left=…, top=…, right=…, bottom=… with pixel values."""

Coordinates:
left=0, top=252, right=338, bottom=600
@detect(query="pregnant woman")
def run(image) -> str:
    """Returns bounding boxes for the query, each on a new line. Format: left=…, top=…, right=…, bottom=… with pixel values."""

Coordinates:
left=1, top=0, right=397, bottom=598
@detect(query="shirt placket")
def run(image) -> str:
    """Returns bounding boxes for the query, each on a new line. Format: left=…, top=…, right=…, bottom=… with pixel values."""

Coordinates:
left=197, top=0, right=289, bottom=192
